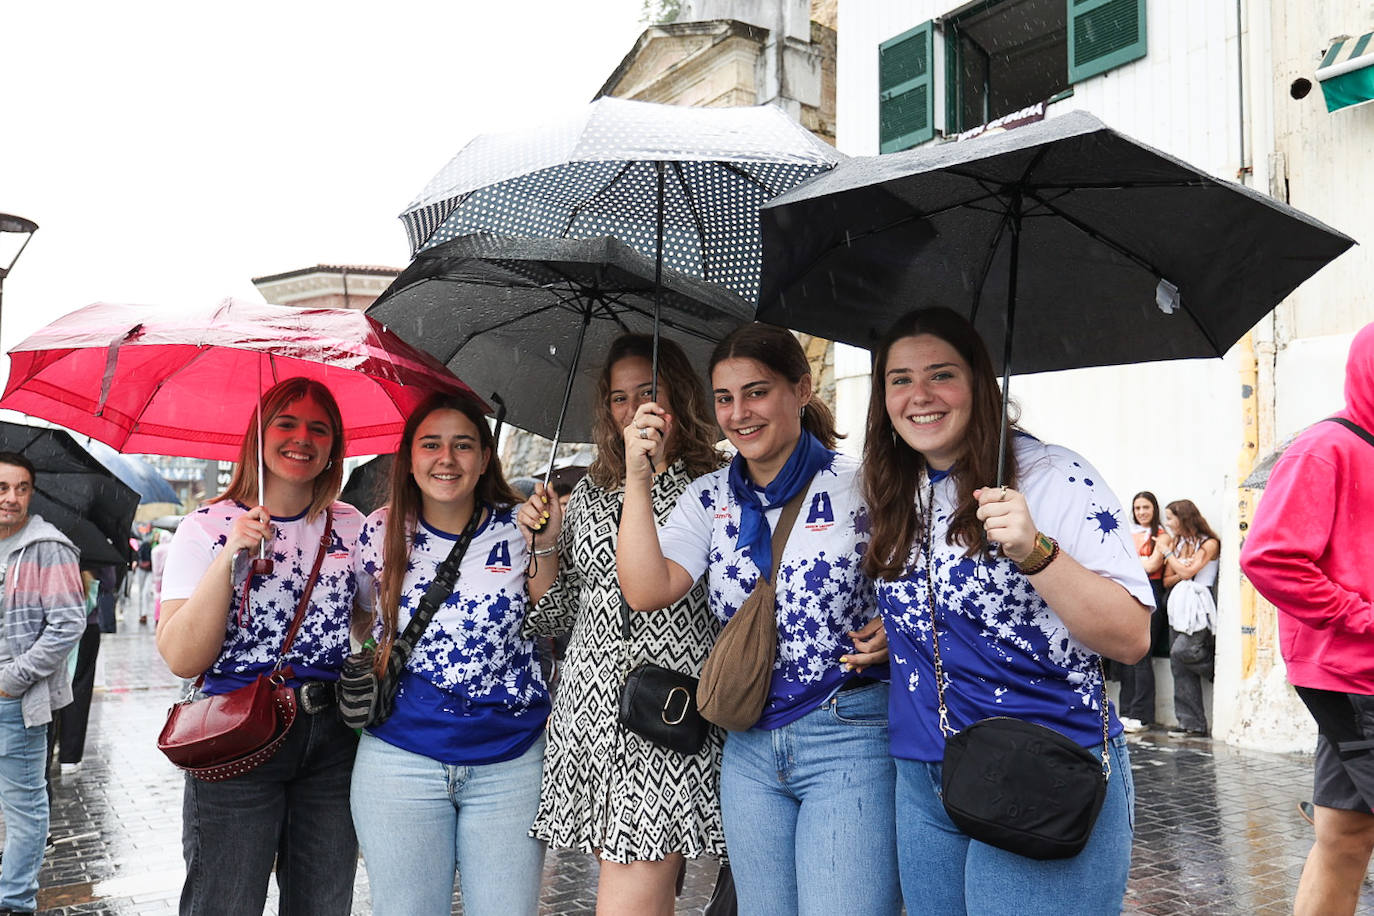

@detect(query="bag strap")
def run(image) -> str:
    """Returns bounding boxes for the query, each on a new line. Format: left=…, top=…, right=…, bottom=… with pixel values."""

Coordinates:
left=1324, top=416, right=1374, bottom=449
left=919, top=482, right=1110, bottom=779
left=389, top=505, right=485, bottom=668
left=620, top=476, right=813, bottom=643
left=275, top=507, right=334, bottom=665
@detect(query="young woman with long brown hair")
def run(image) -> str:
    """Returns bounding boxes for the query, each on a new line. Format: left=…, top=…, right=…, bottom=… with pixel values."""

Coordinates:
left=526, top=333, right=728, bottom=916
left=349, top=390, right=560, bottom=916
left=616, top=323, right=898, bottom=916
left=861, top=308, right=1152, bottom=913
left=1158, top=498, right=1220, bottom=737
left=159, top=376, right=363, bottom=916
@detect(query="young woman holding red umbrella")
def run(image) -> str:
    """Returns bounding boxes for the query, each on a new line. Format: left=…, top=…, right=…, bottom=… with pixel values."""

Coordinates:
left=158, top=377, right=366, bottom=916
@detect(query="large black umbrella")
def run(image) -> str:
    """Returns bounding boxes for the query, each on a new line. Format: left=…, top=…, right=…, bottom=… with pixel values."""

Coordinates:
left=758, top=111, right=1354, bottom=368
left=369, top=234, right=753, bottom=466
left=756, top=111, right=1355, bottom=478
left=0, top=422, right=139, bottom=567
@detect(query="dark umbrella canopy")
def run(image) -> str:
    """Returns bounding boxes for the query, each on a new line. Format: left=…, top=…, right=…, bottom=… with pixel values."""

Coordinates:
left=369, top=234, right=754, bottom=443
left=757, top=111, right=1356, bottom=373
left=81, top=438, right=179, bottom=504
left=0, top=423, right=139, bottom=566
left=341, top=455, right=393, bottom=517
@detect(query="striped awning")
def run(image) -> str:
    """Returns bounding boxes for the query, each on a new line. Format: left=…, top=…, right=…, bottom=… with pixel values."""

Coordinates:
left=1317, top=32, right=1374, bottom=113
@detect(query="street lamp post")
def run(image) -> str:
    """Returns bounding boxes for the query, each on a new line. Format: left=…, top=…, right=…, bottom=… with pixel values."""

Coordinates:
left=0, top=213, right=39, bottom=341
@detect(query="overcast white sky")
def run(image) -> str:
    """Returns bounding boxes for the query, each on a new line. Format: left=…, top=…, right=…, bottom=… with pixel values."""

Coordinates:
left=0, top=1, right=648, bottom=371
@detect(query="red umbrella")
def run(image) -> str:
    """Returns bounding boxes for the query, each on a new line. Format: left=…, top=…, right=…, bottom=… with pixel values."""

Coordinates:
left=0, top=299, right=481, bottom=460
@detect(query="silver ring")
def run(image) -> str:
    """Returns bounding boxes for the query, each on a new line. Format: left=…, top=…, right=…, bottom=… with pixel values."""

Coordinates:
left=639, top=427, right=650, bottom=439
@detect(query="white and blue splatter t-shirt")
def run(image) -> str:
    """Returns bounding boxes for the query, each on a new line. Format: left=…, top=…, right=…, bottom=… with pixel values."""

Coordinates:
left=878, top=436, right=1155, bottom=762
left=658, top=452, right=882, bottom=730
left=356, top=505, right=550, bottom=766
left=162, top=500, right=363, bottom=696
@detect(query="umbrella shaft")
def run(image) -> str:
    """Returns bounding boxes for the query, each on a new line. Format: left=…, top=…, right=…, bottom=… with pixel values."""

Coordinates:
left=995, top=191, right=1022, bottom=487
left=543, top=310, right=592, bottom=490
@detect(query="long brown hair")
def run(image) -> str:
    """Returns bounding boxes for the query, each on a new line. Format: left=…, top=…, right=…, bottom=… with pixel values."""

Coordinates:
left=1133, top=490, right=1162, bottom=540
left=375, top=391, right=519, bottom=670
left=587, top=334, right=724, bottom=489
left=1165, top=499, right=1220, bottom=546
left=708, top=323, right=840, bottom=450
left=862, top=308, right=1019, bottom=580
left=216, top=377, right=345, bottom=522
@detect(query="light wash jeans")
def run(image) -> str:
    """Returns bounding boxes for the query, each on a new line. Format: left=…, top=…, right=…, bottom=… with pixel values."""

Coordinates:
left=351, top=730, right=546, bottom=916
left=895, top=732, right=1135, bottom=915
left=0, top=697, right=50, bottom=912
left=719, top=681, right=900, bottom=916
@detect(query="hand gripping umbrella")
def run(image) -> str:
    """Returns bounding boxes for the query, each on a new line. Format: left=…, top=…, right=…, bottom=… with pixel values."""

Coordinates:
left=368, top=233, right=754, bottom=485
left=0, top=422, right=139, bottom=567
left=1, top=299, right=480, bottom=574
left=399, top=98, right=841, bottom=400
left=756, top=111, right=1356, bottom=481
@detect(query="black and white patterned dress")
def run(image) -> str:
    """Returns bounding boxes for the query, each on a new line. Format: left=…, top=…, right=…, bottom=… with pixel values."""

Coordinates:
left=526, top=461, right=726, bottom=863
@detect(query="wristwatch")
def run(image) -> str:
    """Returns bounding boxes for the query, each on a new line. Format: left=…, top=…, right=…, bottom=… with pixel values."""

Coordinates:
left=1015, top=532, right=1060, bottom=575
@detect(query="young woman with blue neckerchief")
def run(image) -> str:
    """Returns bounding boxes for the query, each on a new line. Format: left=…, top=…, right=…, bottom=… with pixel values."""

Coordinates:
left=616, top=323, right=899, bottom=916
left=862, top=308, right=1153, bottom=915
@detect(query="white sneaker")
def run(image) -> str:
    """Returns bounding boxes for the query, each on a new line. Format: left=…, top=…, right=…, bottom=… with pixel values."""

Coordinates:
left=1120, top=717, right=1147, bottom=734
left=60, top=762, right=81, bottom=776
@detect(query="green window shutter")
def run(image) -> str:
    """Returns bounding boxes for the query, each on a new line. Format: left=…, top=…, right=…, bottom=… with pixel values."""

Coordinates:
left=1068, top=0, right=1147, bottom=84
left=879, top=21, right=935, bottom=153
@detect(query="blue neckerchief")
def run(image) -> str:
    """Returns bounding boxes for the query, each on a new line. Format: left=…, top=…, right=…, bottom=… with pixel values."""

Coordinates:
left=727, top=430, right=833, bottom=581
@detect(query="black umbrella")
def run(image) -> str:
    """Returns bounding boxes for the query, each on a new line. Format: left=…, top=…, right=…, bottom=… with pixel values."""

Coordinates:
left=369, top=234, right=753, bottom=479
left=756, top=110, right=1355, bottom=479
left=341, top=455, right=393, bottom=517
left=0, top=422, right=139, bottom=567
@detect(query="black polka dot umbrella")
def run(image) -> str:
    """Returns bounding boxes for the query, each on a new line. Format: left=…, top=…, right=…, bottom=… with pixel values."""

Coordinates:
left=399, top=98, right=843, bottom=306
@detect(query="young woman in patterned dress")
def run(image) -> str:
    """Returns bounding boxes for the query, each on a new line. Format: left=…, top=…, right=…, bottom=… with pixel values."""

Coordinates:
left=158, top=377, right=364, bottom=916
left=527, top=333, right=728, bottom=916
left=350, top=391, right=561, bottom=916
left=617, top=323, right=899, bottom=916
left=862, top=308, right=1153, bottom=914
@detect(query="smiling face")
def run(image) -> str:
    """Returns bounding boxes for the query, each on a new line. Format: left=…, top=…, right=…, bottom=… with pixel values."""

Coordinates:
left=261, top=396, right=336, bottom=489
left=1133, top=497, right=1156, bottom=527
left=883, top=334, right=974, bottom=471
left=410, top=407, right=489, bottom=513
left=0, top=463, right=34, bottom=537
left=712, top=357, right=810, bottom=484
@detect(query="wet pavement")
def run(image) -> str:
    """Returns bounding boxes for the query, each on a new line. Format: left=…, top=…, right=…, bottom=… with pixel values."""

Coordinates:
left=8, top=627, right=1367, bottom=914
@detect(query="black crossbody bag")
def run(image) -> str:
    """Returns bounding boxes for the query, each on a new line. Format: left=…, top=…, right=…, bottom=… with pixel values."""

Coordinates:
left=921, top=484, right=1110, bottom=860
left=337, top=508, right=483, bottom=730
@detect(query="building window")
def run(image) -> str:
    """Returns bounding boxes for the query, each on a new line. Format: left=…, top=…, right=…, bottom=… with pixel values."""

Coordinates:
left=878, top=0, right=1147, bottom=152
left=944, top=0, right=1068, bottom=136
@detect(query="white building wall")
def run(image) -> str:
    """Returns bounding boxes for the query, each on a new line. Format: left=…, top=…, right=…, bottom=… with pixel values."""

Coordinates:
left=829, top=0, right=1365, bottom=748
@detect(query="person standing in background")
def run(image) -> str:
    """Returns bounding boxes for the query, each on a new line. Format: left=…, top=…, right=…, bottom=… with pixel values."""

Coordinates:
left=1241, top=321, right=1374, bottom=916
left=0, top=451, right=86, bottom=915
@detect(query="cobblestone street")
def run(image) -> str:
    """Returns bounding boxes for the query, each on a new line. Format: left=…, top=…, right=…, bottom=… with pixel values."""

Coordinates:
left=8, top=629, right=1365, bottom=914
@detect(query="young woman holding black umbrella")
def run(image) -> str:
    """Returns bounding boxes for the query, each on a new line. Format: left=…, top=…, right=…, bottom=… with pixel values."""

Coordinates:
left=861, top=308, right=1152, bottom=913
left=617, top=322, right=898, bottom=916
left=158, top=377, right=364, bottom=916
left=526, top=333, right=728, bottom=915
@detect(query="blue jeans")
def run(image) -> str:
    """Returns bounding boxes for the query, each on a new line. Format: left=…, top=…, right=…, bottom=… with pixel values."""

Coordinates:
left=351, top=731, right=546, bottom=916
left=719, top=681, right=900, bottom=916
left=0, top=697, right=49, bottom=912
left=895, top=733, right=1135, bottom=915
left=180, top=710, right=359, bottom=916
